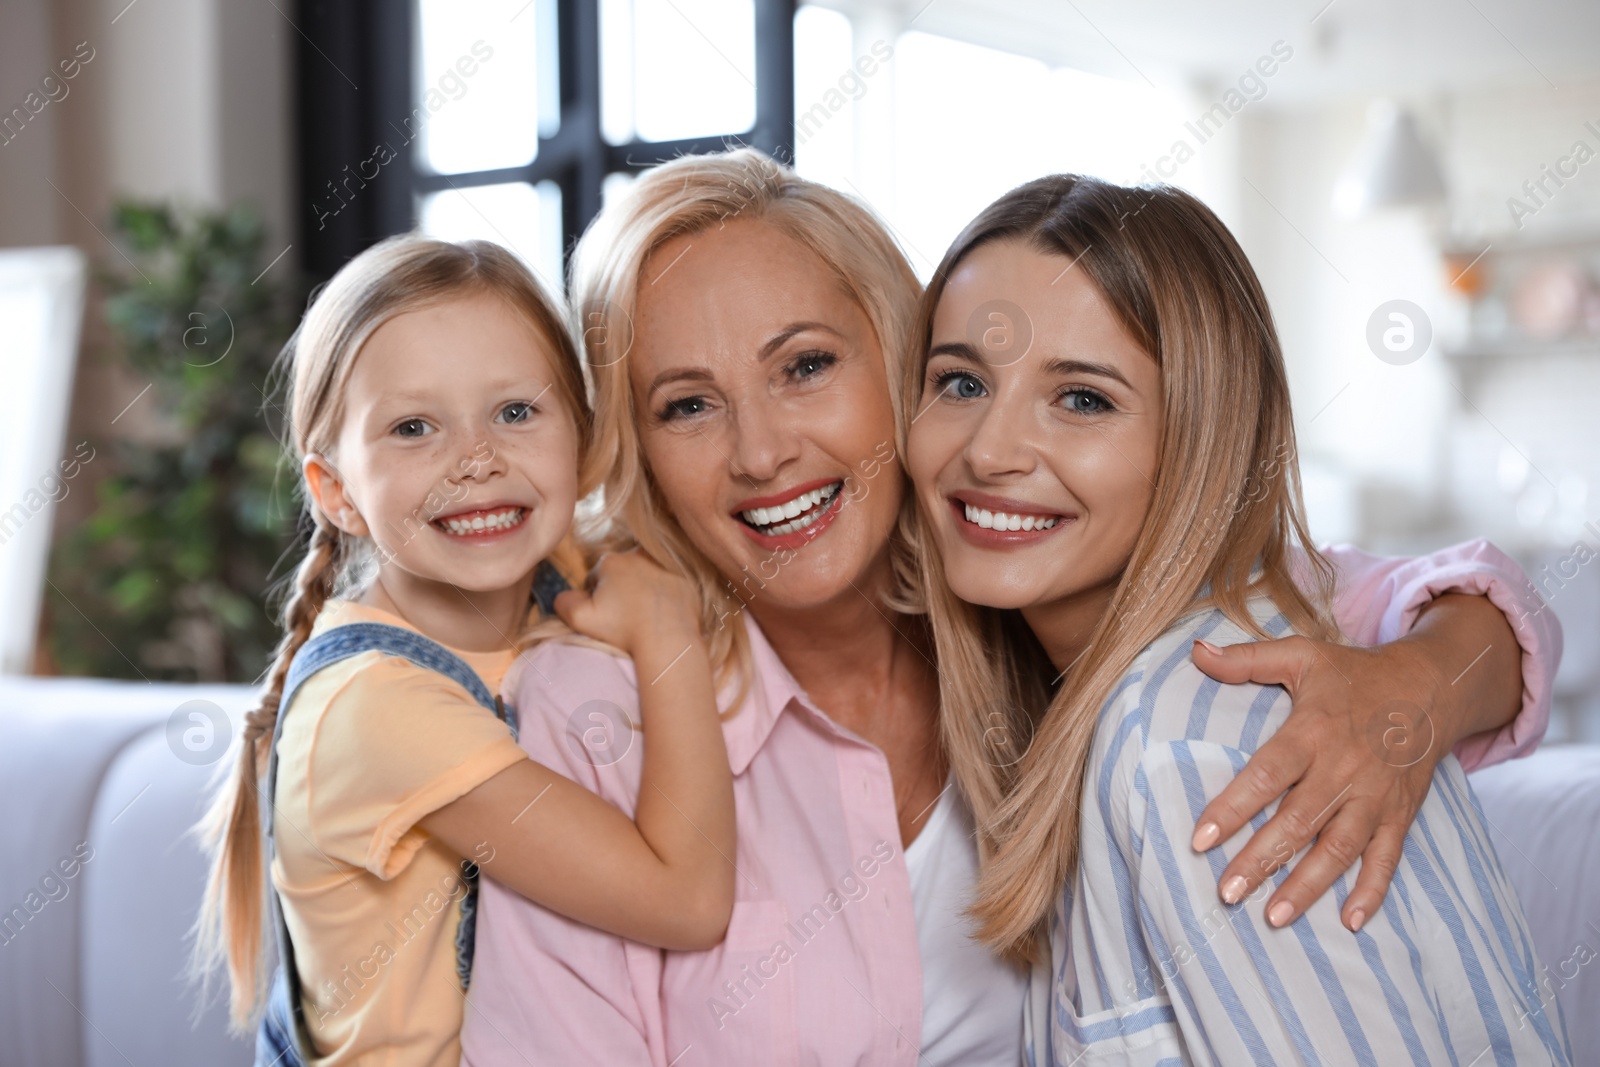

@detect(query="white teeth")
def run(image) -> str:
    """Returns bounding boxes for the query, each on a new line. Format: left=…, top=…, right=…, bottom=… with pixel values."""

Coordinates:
left=439, top=508, right=525, bottom=535
left=962, top=503, right=1059, bottom=532
left=740, top=482, right=842, bottom=532
left=766, top=507, right=822, bottom=536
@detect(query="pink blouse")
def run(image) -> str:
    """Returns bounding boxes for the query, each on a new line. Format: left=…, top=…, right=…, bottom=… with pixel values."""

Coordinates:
left=459, top=541, right=1560, bottom=1066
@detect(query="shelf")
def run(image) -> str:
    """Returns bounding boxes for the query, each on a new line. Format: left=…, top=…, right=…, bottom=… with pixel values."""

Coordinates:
left=1441, top=231, right=1600, bottom=259
left=1443, top=337, right=1600, bottom=361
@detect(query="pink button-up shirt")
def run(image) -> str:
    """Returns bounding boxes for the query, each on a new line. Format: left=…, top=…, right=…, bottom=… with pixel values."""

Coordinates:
left=460, top=541, right=1559, bottom=1067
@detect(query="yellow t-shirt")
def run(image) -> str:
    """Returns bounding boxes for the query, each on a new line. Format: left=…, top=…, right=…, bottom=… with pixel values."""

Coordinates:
left=270, top=598, right=529, bottom=1066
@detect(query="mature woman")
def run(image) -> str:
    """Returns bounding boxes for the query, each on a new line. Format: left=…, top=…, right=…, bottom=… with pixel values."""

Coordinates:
left=906, top=175, right=1568, bottom=1063
left=460, top=151, right=1557, bottom=1066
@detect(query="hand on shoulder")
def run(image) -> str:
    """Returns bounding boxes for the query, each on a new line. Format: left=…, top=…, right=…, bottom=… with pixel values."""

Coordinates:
left=553, top=548, right=703, bottom=661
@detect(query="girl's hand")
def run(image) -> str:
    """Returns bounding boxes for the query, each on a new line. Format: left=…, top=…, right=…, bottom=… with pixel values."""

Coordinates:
left=1187, top=594, right=1521, bottom=932
left=553, top=549, right=701, bottom=658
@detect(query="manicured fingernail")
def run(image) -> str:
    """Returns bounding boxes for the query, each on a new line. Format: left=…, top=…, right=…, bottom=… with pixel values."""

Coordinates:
left=1348, top=908, right=1366, bottom=932
left=1267, top=901, right=1295, bottom=927
left=1222, top=876, right=1249, bottom=904
left=1195, top=639, right=1225, bottom=655
left=1193, top=822, right=1220, bottom=851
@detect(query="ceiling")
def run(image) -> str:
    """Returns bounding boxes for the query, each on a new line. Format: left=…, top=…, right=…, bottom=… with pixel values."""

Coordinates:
left=826, top=0, right=1600, bottom=105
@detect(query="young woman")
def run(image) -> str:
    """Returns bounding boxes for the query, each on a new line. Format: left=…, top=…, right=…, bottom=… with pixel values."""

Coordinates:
left=907, top=175, right=1570, bottom=1064
left=461, top=151, right=1559, bottom=1066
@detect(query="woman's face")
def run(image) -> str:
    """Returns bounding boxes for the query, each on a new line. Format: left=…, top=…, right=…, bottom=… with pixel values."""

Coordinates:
left=906, top=239, right=1163, bottom=641
left=630, top=218, right=904, bottom=612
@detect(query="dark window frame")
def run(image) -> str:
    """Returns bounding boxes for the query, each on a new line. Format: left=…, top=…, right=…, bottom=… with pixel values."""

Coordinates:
left=294, top=0, right=797, bottom=283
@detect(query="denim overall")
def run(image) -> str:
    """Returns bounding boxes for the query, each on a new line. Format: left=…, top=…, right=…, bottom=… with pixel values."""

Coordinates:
left=255, top=564, right=566, bottom=1066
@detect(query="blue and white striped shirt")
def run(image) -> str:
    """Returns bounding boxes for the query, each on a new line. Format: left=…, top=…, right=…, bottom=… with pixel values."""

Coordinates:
left=1031, top=599, right=1572, bottom=1067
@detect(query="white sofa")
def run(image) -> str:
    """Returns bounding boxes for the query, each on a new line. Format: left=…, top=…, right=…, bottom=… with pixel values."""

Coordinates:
left=2, top=675, right=1596, bottom=1065
left=0, top=677, right=256, bottom=1067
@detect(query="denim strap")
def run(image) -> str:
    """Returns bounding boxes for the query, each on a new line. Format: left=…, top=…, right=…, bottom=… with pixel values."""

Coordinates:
left=266, top=621, right=511, bottom=835
left=257, top=617, right=525, bottom=1063
left=531, top=558, right=569, bottom=618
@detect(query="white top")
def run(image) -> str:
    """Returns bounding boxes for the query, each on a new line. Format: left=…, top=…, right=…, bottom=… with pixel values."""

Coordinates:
left=904, top=779, right=1029, bottom=1066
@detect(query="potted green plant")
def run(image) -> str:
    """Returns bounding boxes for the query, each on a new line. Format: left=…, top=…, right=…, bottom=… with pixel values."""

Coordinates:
left=46, top=202, right=300, bottom=682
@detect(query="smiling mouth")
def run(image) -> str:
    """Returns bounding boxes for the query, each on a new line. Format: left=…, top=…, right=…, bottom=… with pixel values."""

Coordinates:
left=960, top=502, right=1064, bottom=532
left=737, top=481, right=844, bottom=537
left=431, top=506, right=528, bottom=537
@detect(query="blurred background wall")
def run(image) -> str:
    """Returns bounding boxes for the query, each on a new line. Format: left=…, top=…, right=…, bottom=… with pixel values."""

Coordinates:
left=0, top=0, right=292, bottom=525
left=2, top=0, right=1598, bottom=716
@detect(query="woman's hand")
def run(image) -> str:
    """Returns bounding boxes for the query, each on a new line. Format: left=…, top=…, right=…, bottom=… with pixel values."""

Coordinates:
left=1188, top=593, right=1521, bottom=932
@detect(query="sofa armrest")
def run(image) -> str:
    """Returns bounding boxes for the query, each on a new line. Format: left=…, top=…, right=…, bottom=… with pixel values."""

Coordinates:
left=0, top=677, right=255, bottom=1067
left=1470, top=743, right=1600, bottom=1062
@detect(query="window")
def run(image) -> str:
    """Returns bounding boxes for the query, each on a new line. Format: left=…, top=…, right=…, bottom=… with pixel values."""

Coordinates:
left=294, top=0, right=796, bottom=284
left=296, top=0, right=1197, bottom=286
left=602, top=0, right=758, bottom=145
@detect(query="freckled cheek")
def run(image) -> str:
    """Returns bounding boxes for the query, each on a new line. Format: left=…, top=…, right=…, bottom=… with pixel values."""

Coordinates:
left=513, top=432, right=580, bottom=489
left=369, top=466, right=432, bottom=513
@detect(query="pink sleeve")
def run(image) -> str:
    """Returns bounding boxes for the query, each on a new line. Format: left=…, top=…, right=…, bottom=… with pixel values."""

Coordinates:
left=462, top=642, right=669, bottom=1067
left=1302, top=540, right=1561, bottom=772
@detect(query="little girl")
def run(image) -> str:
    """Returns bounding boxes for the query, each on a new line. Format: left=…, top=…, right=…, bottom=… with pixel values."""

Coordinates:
left=193, top=235, right=735, bottom=1066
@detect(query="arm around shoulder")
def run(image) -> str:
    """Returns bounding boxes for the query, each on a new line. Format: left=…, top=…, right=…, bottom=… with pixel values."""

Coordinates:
left=1316, top=538, right=1560, bottom=765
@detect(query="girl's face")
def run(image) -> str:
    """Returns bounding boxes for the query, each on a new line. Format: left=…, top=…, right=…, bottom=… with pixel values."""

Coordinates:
left=906, top=239, right=1163, bottom=646
left=630, top=218, right=903, bottom=612
left=313, top=290, right=580, bottom=597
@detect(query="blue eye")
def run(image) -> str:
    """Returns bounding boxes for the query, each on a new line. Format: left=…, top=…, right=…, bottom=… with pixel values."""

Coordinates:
left=788, top=351, right=836, bottom=380
left=933, top=370, right=986, bottom=400
left=394, top=418, right=432, bottom=438
left=1059, top=388, right=1113, bottom=415
left=498, top=401, right=534, bottom=424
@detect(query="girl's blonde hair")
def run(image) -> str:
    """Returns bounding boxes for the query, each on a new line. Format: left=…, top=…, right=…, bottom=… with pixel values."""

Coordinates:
left=908, top=176, right=1338, bottom=963
left=568, top=148, right=924, bottom=696
left=193, top=235, right=591, bottom=1031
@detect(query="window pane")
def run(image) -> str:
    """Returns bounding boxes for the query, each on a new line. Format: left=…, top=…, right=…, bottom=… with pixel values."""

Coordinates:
left=888, top=31, right=1189, bottom=277
left=889, top=32, right=1048, bottom=274
left=599, top=0, right=635, bottom=145
left=601, top=0, right=757, bottom=145
left=602, top=170, right=638, bottom=208
left=415, top=0, right=541, bottom=174
left=418, top=182, right=565, bottom=290
left=793, top=5, right=855, bottom=187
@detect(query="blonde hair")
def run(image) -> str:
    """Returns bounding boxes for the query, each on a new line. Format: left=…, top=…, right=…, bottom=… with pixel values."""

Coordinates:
left=909, top=177, right=1338, bottom=963
left=192, top=235, right=591, bottom=1031
left=568, top=148, right=925, bottom=696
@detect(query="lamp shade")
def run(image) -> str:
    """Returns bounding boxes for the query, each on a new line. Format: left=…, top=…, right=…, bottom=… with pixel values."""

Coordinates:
left=1333, top=101, right=1446, bottom=216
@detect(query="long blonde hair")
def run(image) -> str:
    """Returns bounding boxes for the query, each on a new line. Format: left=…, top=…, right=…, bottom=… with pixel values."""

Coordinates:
left=568, top=148, right=925, bottom=696
left=910, top=177, right=1338, bottom=963
left=192, top=236, right=591, bottom=1031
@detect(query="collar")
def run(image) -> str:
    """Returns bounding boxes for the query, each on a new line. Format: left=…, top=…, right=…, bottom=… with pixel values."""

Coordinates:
left=719, top=610, right=862, bottom=776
